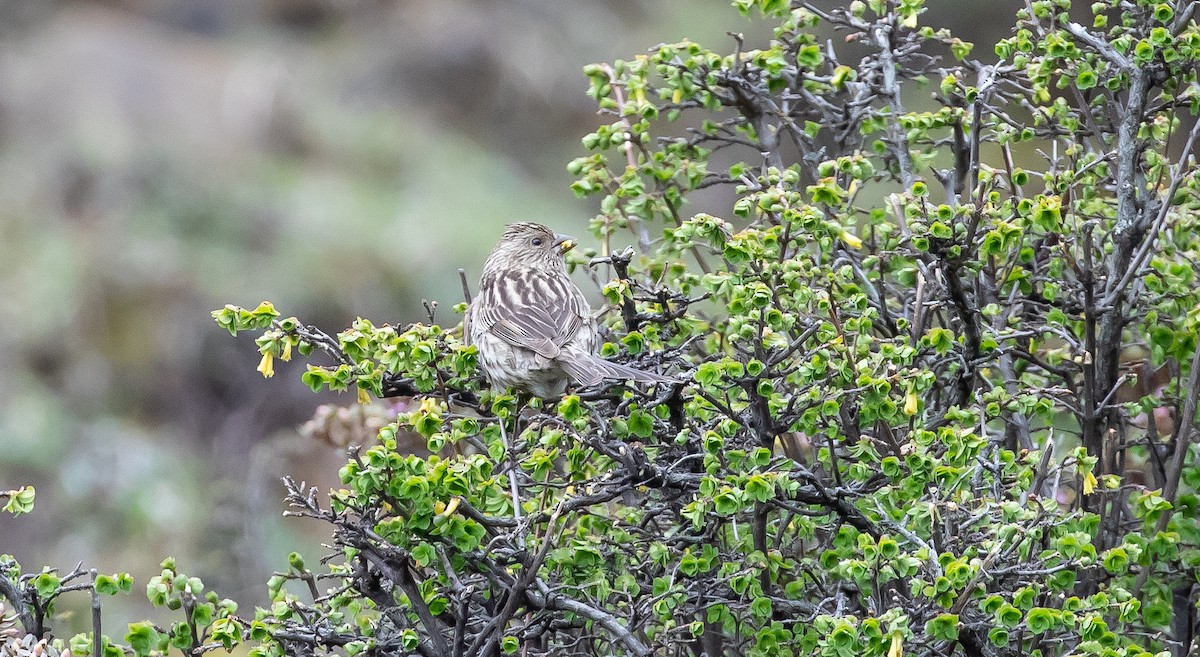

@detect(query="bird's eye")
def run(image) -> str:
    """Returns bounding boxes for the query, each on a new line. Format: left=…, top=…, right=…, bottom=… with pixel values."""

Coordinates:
left=531, top=237, right=543, bottom=246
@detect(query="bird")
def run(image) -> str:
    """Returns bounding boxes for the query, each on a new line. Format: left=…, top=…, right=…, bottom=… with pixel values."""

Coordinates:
left=465, top=222, right=675, bottom=399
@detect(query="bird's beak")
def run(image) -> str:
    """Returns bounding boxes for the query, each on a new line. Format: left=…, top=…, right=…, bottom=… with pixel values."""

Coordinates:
left=554, top=234, right=576, bottom=253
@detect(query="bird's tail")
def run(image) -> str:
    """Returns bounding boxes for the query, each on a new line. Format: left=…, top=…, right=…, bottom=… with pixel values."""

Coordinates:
left=595, top=358, right=678, bottom=385
left=559, top=348, right=677, bottom=387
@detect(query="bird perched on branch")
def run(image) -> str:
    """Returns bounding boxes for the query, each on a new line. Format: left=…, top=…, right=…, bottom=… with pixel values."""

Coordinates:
left=465, top=222, right=675, bottom=399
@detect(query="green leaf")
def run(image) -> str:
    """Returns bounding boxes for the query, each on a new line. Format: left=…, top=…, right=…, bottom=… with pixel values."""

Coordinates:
left=95, top=575, right=120, bottom=596
left=750, top=596, right=772, bottom=618
left=69, top=634, right=92, bottom=656
left=1025, top=607, right=1056, bottom=634
left=828, top=623, right=857, bottom=650
left=1102, top=547, right=1129, bottom=573
left=713, top=489, right=743, bottom=515
left=34, top=572, right=60, bottom=599
left=1144, top=600, right=1172, bottom=628
left=557, top=395, right=585, bottom=421
left=796, top=44, right=823, bottom=68
left=997, top=603, right=1023, bottom=628
left=925, top=614, right=959, bottom=641
left=2, top=486, right=35, bottom=515
left=192, top=602, right=215, bottom=627
left=695, top=362, right=723, bottom=387
left=287, top=552, right=306, bottom=571
left=169, top=622, right=193, bottom=650
left=412, top=543, right=436, bottom=568
left=628, top=409, right=654, bottom=438
left=924, top=327, right=955, bottom=355
left=125, top=623, right=160, bottom=657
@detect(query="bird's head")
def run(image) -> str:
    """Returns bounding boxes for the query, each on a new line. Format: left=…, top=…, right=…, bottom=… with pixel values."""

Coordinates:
left=483, top=222, right=576, bottom=274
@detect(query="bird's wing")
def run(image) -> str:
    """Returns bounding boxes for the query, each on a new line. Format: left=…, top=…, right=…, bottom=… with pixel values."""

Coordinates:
left=475, top=269, right=589, bottom=359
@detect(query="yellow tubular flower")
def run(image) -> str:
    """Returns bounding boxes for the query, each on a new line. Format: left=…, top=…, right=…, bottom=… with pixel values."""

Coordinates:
left=257, top=353, right=275, bottom=378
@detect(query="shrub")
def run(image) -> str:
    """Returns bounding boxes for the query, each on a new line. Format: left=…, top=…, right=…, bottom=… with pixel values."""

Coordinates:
left=9, top=1, right=1200, bottom=656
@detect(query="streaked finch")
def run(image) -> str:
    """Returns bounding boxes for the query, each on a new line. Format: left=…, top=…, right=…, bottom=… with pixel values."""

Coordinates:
left=465, top=222, right=674, bottom=399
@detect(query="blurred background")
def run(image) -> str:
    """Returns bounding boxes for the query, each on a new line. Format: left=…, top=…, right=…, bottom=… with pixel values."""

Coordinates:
left=0, top=0, right=1015, bottom=632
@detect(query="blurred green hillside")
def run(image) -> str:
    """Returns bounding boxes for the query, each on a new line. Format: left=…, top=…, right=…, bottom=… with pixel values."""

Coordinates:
left=0, top=0, right=1017, bottom=631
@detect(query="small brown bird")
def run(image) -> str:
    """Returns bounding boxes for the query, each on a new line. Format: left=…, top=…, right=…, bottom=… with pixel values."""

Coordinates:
left=466, top=222, right=674, bottom=399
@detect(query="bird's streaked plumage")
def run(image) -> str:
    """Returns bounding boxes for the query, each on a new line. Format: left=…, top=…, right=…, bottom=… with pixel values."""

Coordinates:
left=465, top=222, right=673, bottom=398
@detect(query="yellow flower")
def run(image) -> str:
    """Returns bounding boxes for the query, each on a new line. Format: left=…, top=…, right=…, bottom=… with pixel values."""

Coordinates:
left=888, top=632, right=903, bottom=657
left=1083, top=471, right=1098, bottom=495
left=256, top=352, right=275, bottom=378
left=280, top=340, right=292, bottom=362
left=903, top=390, right=919, bottom=416
left=357, top=387, right=370, bottom=405
left=439, top=497, right=461, bottom=517
left=840, top=230, right=863, bottom=249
